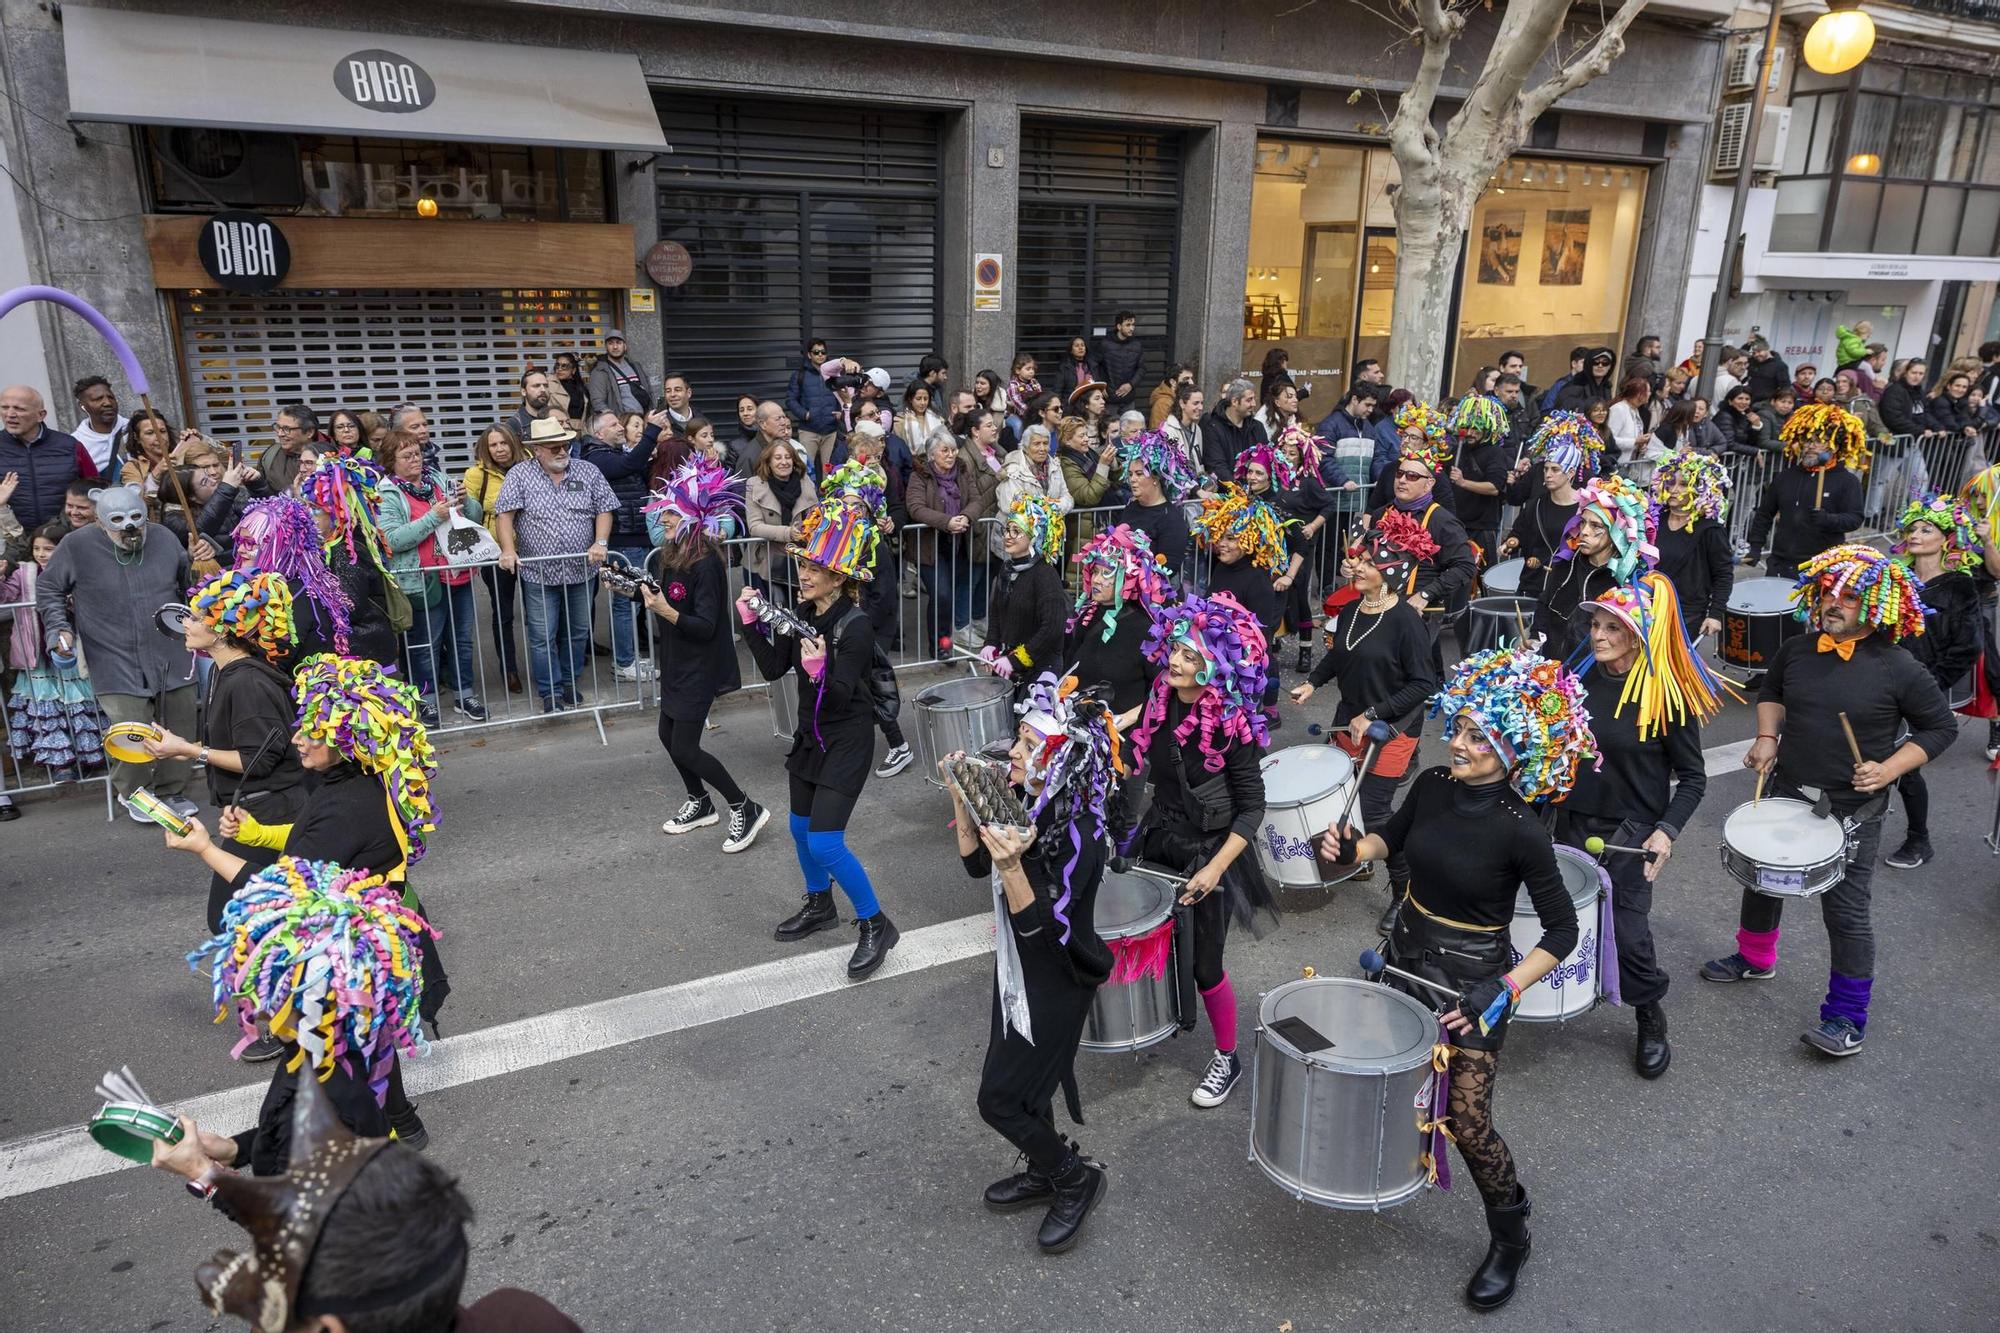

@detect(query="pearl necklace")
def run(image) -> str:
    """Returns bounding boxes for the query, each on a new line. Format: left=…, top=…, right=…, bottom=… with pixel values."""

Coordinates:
left=1344, top=598, right=1392, bottom=650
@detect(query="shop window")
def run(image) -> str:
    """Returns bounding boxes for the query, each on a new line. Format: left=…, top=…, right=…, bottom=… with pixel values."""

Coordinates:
left=1242, top=140, right=1373, bottom=379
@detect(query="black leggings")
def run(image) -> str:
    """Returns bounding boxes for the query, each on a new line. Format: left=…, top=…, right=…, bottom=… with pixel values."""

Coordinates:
left=1898, top=768, right=1929, bottom=839
left=1189, top=886, right=1230, bottom=992
left=659, top=711, right=744, bottom=806
left=1448, top=1047, right=1518, bottom=1207
left=788, top=772, right=859, bottom=830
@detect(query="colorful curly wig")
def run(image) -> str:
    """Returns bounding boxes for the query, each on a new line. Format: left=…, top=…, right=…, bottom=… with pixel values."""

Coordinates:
left=1429, top=645, right=1597, bottom=803
left=293, top=654, right=440, bottom=866
left=1192, top=483, right=1290, bottom=572
left=1527, top=410, right=1604, bottom=483
left=1779, top=404, right=1871, bottom=474
left=190, top=569, right=296, bottom=664
left=1449, top=392, right=1512, bottom=447
left=817, top=458, right=889, bottom=520
left=1650, top=448, right=1730, bottom=522
left=233, top=495, right=353, bottom=653
left=1793, top=543, right=1931, bottom=641
left=1118, top=429, right=1201, bottom=502
left=1392, top=400, right=1452, bottom=472
left=1233, top=443, right=1298, bottom=491
left=1129, top=591, right=1271, bottom=773
left=1016, top=675, right=1126, bottom=945
left=643, top=455, right=745, bottom=548
left=298, top=455, right=393, bottom=573
left=1004, top=492, right=1067, bottom=565
left=1555, top=473, right=1660, bottom=584
left=1069, top=523, right=1174, bottom=642
left=1893, top=491, right=1980, bottom=575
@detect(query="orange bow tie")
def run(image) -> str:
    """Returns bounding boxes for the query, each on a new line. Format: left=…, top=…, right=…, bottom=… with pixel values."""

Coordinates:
left=1817, top=634, right=1856, bottom=661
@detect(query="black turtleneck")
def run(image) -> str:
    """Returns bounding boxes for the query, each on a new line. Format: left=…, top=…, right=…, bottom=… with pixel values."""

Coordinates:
left=1065, top=601, right=1155, bottom=713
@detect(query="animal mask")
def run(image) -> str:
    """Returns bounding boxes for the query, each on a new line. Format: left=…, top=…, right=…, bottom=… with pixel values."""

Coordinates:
left=91, top=485, right=147, bottom=551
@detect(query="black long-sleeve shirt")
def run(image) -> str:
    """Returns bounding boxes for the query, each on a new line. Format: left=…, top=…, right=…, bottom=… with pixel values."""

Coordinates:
left=1368, top=500, right=1476, bottom=608
left=1204, top=551, right=1283, bottom=650
left=1144, top=693, right=1266, bottom=845
left=1376, top=768, right=1578, bottom=960
left=1307, top=599, right=1436, bottom=735
left=230, top=762, right=404, bottom=891
left=1066, top=602, right=1155, bottom=714
left=1904, top=569, right=1982, bottom=694
left=1532, top=555, right=1618, bottom=661
left=988, top=557, right=1067, bottom=677
left=961, top=813, right=1114, bottom=988
left=1118, top=498, right=1190, bottom=582
left=1761, top=632, right=1956, bottom=810
left=742, top=596, right=876, bottom=794
left=1654, top=515, right=1734, bottom=627
left=1561, top=665, right=1706, bottom=836
left=1504, top=490, right=1581, bottom=595
left=1450, top=441, right=1507, bottom=532
left=200, top=655, right=305, bottom=810
left=1746, top=465, right=1863, bottom=574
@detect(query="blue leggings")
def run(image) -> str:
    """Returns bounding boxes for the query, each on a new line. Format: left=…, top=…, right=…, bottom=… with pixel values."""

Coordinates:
left=788, top=773, right=880, bottom=919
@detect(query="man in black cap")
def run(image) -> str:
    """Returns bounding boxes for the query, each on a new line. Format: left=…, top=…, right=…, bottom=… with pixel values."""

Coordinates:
left=588, top=329, right=652, bottom=418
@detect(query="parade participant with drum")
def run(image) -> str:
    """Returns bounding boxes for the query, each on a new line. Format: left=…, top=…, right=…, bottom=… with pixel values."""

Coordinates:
left=1556, top=572, right=1731, bottom=1078
left=1289, top=509, right=1439, bottom=933
left=944, top=676, right=1121, bottom=1254
left=982, top=494, right=1070, bottom=702
left=1366, top=442, right=1478, bottom=666
left=1881, top=494, right=1985, bottom=870
left=230, top=494, right=356, bottom=665
left=1066, top=525, right=1174, bottom=842
left=1236, top=441, right=1318, bottom=671
left=1649, top=449, right=1733, bottom=641
left=1320, top=644, right=1593, bottom=1311
left=1742, top=405, right=1869, bottom=580
left=1702, top=545, right=1956, bottom=1058
left=1193, top=483, right=1295, bottom=724
left=1126, top=591, right=1276, bottom=1109
left=1532, top=473, right=1656, bottom=661
left=1115, top=429, right=1200, bottom=583
left=738, top=496, right=900, bottom=978
left=1499, top=412, right=1597, bottom=601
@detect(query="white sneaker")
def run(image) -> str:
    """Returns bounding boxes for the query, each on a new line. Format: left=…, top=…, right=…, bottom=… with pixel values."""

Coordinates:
left=614, top=661, right=659, bottom=682
left=955, top=624, right=986, bottom=650
left=1190, top=1049, right=1242, bottom=1108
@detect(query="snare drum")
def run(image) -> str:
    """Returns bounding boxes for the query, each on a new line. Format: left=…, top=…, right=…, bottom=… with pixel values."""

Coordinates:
left=88, top=1101, right=184, bottom=1163
left=1507, top=844, right=1608, bottom=1023
left=1719, top=799, right=1849, bottom=898
left=1248, top=977, right=1438, bottom=1211
left=1080, top=869, right=1180, bottom=1054
left=1720, top=578, right=1803, bottom=674
left=912, top=676, right=1015, bottom=789
left=1257, top=746, right=1365, bottom=889
left=1463, top=596, right=1538, bottom=657
left=1481, top=557, right=1525, bottom=597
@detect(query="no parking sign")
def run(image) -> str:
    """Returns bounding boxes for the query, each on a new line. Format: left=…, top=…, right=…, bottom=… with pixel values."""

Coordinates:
left=973, top=253, right=1002, bottom=312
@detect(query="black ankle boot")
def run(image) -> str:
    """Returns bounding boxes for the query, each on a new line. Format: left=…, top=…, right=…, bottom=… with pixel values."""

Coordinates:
left=1036, top=1150, right=1106, bottom=1253
left=389, top=1103, right=430, bottom=1153
left=984, top=1164, right=1055, bottom=1213
left=847, top=912, right=899, bottom=978
left=1465, top=1184, right=1531, bottom=1311
left=774, top=891, right=839, bottom=942
left=1634, top=1001, right=1671, bottom=1079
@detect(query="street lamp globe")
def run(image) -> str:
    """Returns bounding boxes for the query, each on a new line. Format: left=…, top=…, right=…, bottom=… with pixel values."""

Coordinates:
left=1804, top=3, right=1875, bottom=76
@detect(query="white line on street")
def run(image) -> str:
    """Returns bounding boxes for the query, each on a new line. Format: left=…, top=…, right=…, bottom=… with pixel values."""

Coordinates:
left=1703, top=738, right=1754, bottom=777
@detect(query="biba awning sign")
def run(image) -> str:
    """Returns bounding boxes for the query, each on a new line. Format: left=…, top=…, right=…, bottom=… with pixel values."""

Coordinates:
left=197, top=211, right=291, bottom=294
left=334, top=50, right=437, bottom=113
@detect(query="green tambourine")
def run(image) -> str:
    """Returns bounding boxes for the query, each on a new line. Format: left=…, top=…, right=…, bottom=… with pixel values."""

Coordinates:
left=89, top=1101, right=184, bottom=1163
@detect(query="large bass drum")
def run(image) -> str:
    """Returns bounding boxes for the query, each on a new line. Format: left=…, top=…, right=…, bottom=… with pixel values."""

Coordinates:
left=1247, top=977, right=1438, bottom=1211
left=1507, top=844, right=1609, bottom=1023
left=1080, top=868, right=1181, bottom=1054
left=1256, top=746, right=1365, bottom=889
left=1719, top=577, right=1803, bottom=677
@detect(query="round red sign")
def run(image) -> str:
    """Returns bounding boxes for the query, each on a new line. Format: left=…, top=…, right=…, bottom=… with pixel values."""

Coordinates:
left=645, top=240, right=693, bottom=288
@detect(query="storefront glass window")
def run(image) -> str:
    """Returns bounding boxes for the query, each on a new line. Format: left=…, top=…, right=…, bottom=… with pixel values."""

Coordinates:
left=1242, top=140, right=1374, bottom=382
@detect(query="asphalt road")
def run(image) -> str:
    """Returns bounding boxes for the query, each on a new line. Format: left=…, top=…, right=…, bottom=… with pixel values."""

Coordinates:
left=2, top=664, right=1996, bottom=1332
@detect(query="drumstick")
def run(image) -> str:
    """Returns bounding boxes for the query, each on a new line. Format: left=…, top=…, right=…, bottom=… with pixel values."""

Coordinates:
left=1753, top=766, right=1767, bottom=806
left=1359, top=949, right=1461, bottom=1001
left=1582, top=835, right=1659, bottom=864
left=1333, top=719, right=1398, bottom=830
left=1838, top=711, right=1865, bottom=766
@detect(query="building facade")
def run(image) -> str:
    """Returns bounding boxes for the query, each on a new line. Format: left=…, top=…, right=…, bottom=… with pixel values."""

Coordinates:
left=0, top=0, right=1726, bottom=465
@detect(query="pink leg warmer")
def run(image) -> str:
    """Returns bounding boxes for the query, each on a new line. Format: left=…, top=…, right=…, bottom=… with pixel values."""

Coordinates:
left=1736, top=926, right=1780, bottom=971
left=1201, top=975, right=1239, bottom=1054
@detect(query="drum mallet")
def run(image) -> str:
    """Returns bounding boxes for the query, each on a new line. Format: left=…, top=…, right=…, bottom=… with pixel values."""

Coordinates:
left=1331, top=719, right=1399, bottom=831
left=1358, top=948, right=1462, bottom=1002
left=1582, top=835, right=1658, bottom=864
left=1838, top=711, right=1866, bottom=767
left=1107, top=856, right=1191, bottom=889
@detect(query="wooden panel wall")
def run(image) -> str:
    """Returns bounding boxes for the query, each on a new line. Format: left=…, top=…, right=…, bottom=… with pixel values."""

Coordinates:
left=144, top=217, right=634, bottom=289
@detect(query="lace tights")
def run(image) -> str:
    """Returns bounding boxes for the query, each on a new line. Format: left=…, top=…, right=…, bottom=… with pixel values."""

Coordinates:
left=1448, top=1047, right=1518, bottom=1208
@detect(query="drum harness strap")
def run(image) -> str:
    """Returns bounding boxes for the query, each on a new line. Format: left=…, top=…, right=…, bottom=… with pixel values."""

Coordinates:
left=1418, top=1031, right=1455, bottom=1190
left=1402, top=503, right=1441, bottom=599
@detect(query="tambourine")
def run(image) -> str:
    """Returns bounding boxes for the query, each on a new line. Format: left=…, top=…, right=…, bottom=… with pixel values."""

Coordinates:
left=154, top=601, right=195, bottom=639
left=89, top=1102, right=185, bottom=1163
left=122, top=786, right=193, bottom=836
left=103, top=721, right=163, bottom=765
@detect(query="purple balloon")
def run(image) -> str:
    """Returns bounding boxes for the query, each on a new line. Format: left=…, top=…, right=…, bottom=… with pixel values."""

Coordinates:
left=0, top=285, right=150, bottom=396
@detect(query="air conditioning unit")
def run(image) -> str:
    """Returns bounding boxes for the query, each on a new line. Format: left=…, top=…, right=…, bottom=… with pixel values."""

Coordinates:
left=1724, top=40, right=1787, bottom=94
left=149, top=127, right=305, bottom=210
left=1711, top=104, right=1791, bottom=177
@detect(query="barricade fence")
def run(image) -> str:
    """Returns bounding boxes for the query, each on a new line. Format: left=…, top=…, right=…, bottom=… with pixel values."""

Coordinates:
left=0, top=592, right=117, bottom=814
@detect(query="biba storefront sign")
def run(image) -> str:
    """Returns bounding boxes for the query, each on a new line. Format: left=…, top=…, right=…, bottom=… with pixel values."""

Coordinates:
left=196, top=211, right=291, bottom=294
left=333, top=49, right=438, bottom=113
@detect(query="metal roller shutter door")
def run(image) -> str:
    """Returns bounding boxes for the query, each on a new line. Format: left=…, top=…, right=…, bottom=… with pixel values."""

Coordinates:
left=1017, top=122, right=1182, bottom=391
left=175, top=289, right=612, bottom=472
left=652, top=96, right=941, bottom=418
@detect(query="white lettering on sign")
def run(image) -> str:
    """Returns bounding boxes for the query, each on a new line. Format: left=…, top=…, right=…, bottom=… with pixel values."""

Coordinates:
left=347, top=59, right=425, bottom=107
left=210, top=219, right=279, bottom=278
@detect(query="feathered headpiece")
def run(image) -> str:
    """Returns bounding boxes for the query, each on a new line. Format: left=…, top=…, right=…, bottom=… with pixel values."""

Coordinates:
left=298, top=455, right=392, bottom=572
left=190, top=569, right=295, bottom=664
left=1894, top=491, right=1980, bottom=575
left=1348, top=507, right=1440, bottom=589
left=1005, top=492, right=1066, bottom=565
left=1449, top=392, right=1512, bottom=447
left=642, top=455, right=744, bottom=546
left=1527, top=410, right=1604, bottom=482
left=1016, top=675, right=1125, bottom=945
left=233, top=495, right=353, bottom=653
left=1793, top=543, right=1931, bottom=640
left=818, top=458, right=889, bottom=520
left=1192, top=483, right=1290, bottom=572
left=293, top=654, right=439, bottom=866
left=1430, top=646, right=1597, bottom=803
left=1118, top=429, right=1200, bottom=502
left=1650, top=448, right=1730, bottom=522
left=1130, top=590, right=1271, bottom=773
left=1580, top=571, right=1739, bottom=741
left=788, top=497, right=881, bottom=580
left=1555, top=473, right=1659, bottom=584
left=188, top=857, right=433, bottom=1095
left=1780, top=404, right=1871, bottom=473
left=1233, top=443, right=1298, bottom=491
left=1069, top=524, right=1173, bottom=642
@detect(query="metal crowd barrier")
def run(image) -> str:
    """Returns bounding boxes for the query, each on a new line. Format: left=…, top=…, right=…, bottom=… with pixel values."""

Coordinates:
left=0, top=592, right=117, bottom=816
left=1719, top=426, right=1991, bottom=552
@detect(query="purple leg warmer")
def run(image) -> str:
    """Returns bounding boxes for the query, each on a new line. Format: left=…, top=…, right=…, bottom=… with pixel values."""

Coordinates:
left=1821, top=970, right=1873, bottom=1031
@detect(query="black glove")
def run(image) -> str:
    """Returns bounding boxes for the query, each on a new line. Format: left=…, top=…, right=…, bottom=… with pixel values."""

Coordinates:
left=1325, top=821, right=1362, bottom=866
left=1457, top=975, right=1512, bottom=1030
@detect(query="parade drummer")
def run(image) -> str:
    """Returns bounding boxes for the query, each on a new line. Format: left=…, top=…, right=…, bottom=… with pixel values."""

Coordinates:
left=1742, top=404, right=1869, bottom=580
left=982, top=494, right=1070, bottom=702
left=162, top=653, right=446, bottom=1148
left=1532, top=473, right=1656, bottom=662
left=1444, top=392, right=1515, bottom=571
left=641, top=457, right=769, bottom=853
left=945, top=676, right=1120, bottom=1255
left=1881, top=494, right=1986, bottom=871
left=1065, top=525, right=1175, bottom=842
left=1289, top=509, right=1439, bottom=935
left=1321, top=645, right=1594, bottom=1312
left=737, top=496, right=900, bottom=979
left=230, top=494, right=356, bottom=665
left=298, top=456, right=402, bottom=666
left=1192, top=483, right=1295, bottom=725
left=1702, top=545, right=1956, bottom=1058
left=1125, top=591, right=1277, bottom=1110
left=1556, top=572, right=1731, bottom=1080
left=1237, top=438, right=1320, bottom=671
left=1369, top=399, right=1455, bottom=513
left=1115, top=429, right=1200, bottom=584
left=1648, top=449, right=1733, bottom=642
left=1499, top=411, right=1597, bottom=601
left=1365, top=441, right=1477, bottom=653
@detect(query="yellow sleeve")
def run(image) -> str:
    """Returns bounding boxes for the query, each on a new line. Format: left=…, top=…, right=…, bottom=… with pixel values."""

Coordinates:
left=233, top=811, right=292, bottom=852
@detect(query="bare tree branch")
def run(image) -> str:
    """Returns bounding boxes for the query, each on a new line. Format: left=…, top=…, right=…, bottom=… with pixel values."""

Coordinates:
left=1388, top=0, right=1462, bottom=167
left=1521, top=0, right=1651, bottom=122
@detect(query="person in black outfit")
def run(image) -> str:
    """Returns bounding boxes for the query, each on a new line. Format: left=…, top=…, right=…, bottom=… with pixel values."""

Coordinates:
left=1742, top=338, right=1792, bottom=404
left=1067, top=524, right=1173, bottom=841
left=1881, top=496, right=1985, bottom=869
left=1703, top=545, right=1957, bottom=1058
left=1323, top=643, right=1593, bottom=1312
left=1367, top=449, right=1478, bottom=657
left=1193, top=484, right=1294, bottom=721
left=738, top=499, right=898, bottom=978
left=1554, top=347, right=1616, bottom=413
left=1289, top=509, right=1438, bottom=932
left=1116, top=429, right=1199, bottom=584
left=639, top=457, right=766, bottom=852
left=1447, top=414, right=1510, bottom=570
left=299, top=456, right=401, bottom=665
left=1649, top=449, right=1734, bottom=641
left=1095, top=311, right=1145, bottom=416
left=1235, top=443, right=1319, bottom=673
left=1200, top=378, right=1269, bottom=480
left=1557, top=573, right=1729, bottom=1079
left=1533, top=473, right=1655, bottom=661
left=982, top=494, right=1070, bottom=702
left=1124, top=591, right=1276, bottom=1111
left=1499, top=414, right=1598, bottom=601
left=946, top=678, right=1120, bottom=1254
left=1743, top=405, right=1869, bottom=580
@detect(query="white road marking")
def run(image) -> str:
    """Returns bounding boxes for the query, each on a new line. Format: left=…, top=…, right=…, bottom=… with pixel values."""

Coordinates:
left=2, top=733, right=1763, bottom=1201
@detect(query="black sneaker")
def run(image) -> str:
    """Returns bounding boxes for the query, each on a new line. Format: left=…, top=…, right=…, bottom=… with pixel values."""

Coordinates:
left=1190, top=1049, right=1242, bottom=1108
left=389, top=1103, right=430, bottom=1151
left=722, top=799, right=769, bottom=853
left=240, top=1033, right=287, bottom=1064
left=874, top=743, right=914, bottom=778
left=417, top=699, right=440, bottom=728
left=540, top=695, right=563, bottom=714
left=454, top=695, right=488, bottom=723
left=1700, top=952, right=1776, bottom=983
left=1801, top=1016, right=1865, bottom=1057
left=662, top=794, right=718, bottom=834
left=1882, top=835, right=1933, bottom=870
